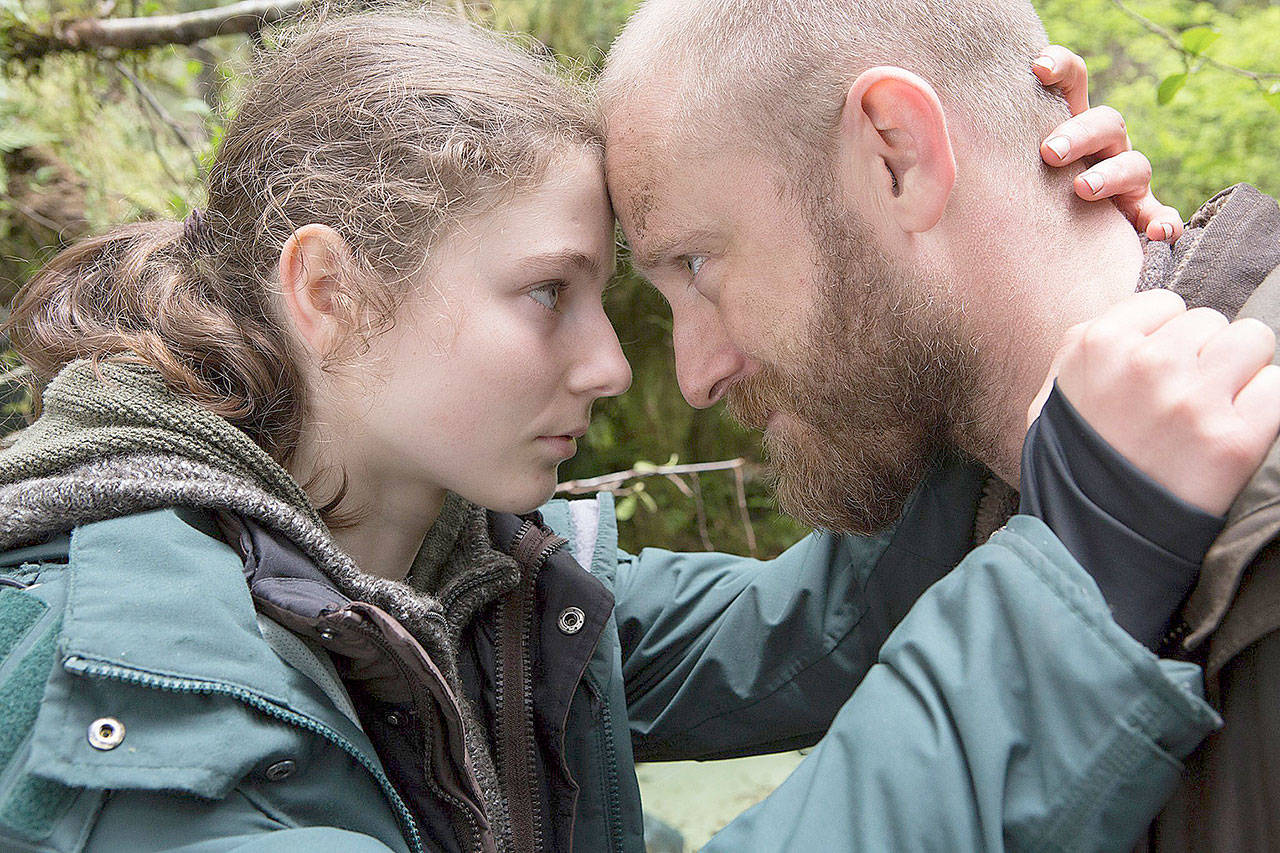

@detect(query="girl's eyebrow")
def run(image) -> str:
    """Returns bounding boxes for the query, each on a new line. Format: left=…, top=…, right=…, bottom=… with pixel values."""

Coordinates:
left=521, top=249, right=615, bottom=280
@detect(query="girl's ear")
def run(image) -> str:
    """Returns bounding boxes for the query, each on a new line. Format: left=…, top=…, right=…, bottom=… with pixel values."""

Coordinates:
left=278, top=224, right=356, bottom=358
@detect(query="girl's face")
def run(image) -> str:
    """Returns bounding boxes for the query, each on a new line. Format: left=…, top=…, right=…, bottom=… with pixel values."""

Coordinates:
left=342, top=148, right=631, bottom=513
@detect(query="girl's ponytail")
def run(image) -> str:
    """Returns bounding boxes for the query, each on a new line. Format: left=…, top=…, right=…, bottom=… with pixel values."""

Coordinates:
left=5, top=218, right=305, bottom=461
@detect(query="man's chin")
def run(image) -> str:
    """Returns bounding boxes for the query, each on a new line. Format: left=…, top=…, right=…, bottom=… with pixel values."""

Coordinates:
left=773, top=475, right=909, bottom=535
left=762, top=428, right=926, bottom=536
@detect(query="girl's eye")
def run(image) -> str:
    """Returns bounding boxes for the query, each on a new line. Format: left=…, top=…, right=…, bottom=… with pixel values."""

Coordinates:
left=529, top=282, right=563, bottom=312
left=684, top=256, right=706, bottom=277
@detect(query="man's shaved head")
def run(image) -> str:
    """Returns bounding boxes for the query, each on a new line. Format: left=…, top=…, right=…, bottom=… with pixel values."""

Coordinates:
left=601, top=0, right=1067, bottom=172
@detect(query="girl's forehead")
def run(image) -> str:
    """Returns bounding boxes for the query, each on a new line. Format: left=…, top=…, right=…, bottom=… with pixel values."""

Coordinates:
left=452, top=152, right=613, bottom=257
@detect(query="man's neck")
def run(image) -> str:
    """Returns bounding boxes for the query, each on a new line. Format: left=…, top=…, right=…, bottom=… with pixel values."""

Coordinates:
left=957, top=200, right=1145, bottom=485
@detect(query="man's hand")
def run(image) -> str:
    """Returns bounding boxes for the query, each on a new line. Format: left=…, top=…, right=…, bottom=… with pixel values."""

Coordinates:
left=1033, top=45, right=1183, bottom=242
left=1033, top=290, right=1280, bottom=516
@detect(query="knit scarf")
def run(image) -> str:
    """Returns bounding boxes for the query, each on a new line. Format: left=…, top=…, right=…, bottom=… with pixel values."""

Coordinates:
left=0, top=360, right=316, bottom=519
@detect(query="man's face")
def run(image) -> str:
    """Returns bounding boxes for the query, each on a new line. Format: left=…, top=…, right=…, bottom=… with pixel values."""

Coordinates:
left=608, top=128, right=984, bottom=534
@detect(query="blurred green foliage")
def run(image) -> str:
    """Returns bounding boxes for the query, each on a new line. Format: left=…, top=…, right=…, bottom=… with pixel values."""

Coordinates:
left=0, top=0, right=1277, bottom=556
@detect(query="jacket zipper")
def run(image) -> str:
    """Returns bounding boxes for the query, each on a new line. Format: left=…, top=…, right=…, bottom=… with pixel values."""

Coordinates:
left=63, top=655, right=426, bottom=853
left=347, top=617, right=491, bottom=853
left=496, top=520, right=566, bottom=853
left=582, top=679, right=624, bottom=853
left=437, top=523, right=532, bottom=616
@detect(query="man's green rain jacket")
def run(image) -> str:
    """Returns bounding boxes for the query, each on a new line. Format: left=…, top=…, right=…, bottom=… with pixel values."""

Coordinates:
left=0, top=454, right=1218, bottom=852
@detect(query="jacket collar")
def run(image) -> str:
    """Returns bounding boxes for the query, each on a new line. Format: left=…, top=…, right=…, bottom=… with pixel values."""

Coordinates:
left=1141, top=183, right=1280, bottom=319
left=28, top=506, right=373, bottom=802
left=62, top=506, right=339, bottom=711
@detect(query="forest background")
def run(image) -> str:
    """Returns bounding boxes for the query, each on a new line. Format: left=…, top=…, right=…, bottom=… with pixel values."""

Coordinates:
left=4, top=0, right=1278, bottom=560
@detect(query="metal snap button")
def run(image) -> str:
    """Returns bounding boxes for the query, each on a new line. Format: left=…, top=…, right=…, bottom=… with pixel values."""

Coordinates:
left=385, top=711, right=405, bottom=728
left=264, top=759, right=297, bottom=781
left=87, top=717, right=125, bottom=750
left=557, top=606, right=585, bottom=635
left=317, top=627, right=337, bottom=641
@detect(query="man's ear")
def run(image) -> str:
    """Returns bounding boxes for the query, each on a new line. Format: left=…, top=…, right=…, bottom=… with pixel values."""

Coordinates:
left=837, top=66, right=957, bottom=234
left=278, top=224, right=355, bottom=357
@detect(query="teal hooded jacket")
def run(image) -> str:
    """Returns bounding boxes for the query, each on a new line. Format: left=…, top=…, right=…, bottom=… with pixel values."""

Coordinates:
left=0, top=458, right=1218, bottom=852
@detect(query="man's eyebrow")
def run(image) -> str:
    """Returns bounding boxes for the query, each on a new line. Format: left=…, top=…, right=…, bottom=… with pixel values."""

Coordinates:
left=520, top=249, right=615, bottom=280
left=630, top=229, right=714, bottom=273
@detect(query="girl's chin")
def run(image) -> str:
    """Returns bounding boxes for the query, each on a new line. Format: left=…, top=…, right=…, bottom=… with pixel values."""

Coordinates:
left=473, top=470, right=560, bottom=516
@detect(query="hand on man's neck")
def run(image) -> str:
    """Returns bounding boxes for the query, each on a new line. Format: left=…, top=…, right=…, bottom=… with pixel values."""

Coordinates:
left=953, top=181, right=1146, bottom=486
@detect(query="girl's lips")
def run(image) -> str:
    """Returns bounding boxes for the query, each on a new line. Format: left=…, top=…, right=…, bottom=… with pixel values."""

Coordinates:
left=536, top=435, right=578, bottom=459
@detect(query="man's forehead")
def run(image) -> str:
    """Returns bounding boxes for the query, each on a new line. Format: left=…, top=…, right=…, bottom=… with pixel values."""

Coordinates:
left=605, top=149, right=666, bottom=242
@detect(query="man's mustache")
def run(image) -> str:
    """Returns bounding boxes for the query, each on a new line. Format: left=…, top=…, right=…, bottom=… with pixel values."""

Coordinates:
left=724, top=367, right=802, bottom=433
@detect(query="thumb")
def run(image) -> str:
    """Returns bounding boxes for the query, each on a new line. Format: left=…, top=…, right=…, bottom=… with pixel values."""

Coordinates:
left=1028, top=324, right=1085, bottom=428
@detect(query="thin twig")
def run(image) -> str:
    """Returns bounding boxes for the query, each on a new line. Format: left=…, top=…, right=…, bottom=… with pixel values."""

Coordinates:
left=689, top=472, right=713, bottom=551
left=556, top=458, right=748, bottom=494
left=2, top=192, right=65, bottom=232
left=122, top=72, right=185, bottom=188
left=663, top=472, right=694, bottom=498
left=112, top=60, right=199, bottom=151
left=1109, top=0, right=1280, bottom=84
left=732, top=464, right=758, bottom=557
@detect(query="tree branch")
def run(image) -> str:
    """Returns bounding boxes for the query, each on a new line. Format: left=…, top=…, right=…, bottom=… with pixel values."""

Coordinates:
left=113, top=60, right=200, bottom=152
left=7, top=0, right=306, bottom=60
left=1109, top=0, right=1280, bottom=84
left=556, top=458, right=752, bottom=495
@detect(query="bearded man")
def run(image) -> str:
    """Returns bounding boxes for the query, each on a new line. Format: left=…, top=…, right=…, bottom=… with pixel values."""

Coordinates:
left=601, top=0, right=1280, bottom=849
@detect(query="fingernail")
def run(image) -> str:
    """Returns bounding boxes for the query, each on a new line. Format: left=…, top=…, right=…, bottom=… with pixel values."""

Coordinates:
left=1160, top=222, right=1174, bottom=241
left=1045, top=136, right=1070, bottom=160
left=1033, top=55, right=1055, bottom=73
left=1080, top=171, right=1104, bottom=194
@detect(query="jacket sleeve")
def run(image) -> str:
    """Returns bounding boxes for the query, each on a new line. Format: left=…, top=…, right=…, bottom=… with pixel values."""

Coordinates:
left=700, top=516, right=1220, bottom=852
left=602, top=461, right=988, bottom=761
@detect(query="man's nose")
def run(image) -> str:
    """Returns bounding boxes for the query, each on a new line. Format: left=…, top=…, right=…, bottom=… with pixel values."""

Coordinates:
left=571, top=307, right=633, bottom=399
left=672, top=303, right=754, bottom=409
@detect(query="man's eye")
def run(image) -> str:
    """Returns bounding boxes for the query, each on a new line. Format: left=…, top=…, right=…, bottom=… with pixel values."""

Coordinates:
left=529, top=282, right=563, bottom=312
left=684, top=256, right=706, bottom=277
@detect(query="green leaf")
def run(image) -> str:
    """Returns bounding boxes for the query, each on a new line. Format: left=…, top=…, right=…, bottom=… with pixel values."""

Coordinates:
left=1180, top=27, right=1220, bottom=56
left=1157, top=73, right=1188, bottom=105
left=1266, top=89, right=1280, bottom=115
left=615, top=494, right=638, bottom=521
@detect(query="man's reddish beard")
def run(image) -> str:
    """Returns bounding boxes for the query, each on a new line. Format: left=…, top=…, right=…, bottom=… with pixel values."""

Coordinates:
left=726, top=194, right=984, bottom=535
